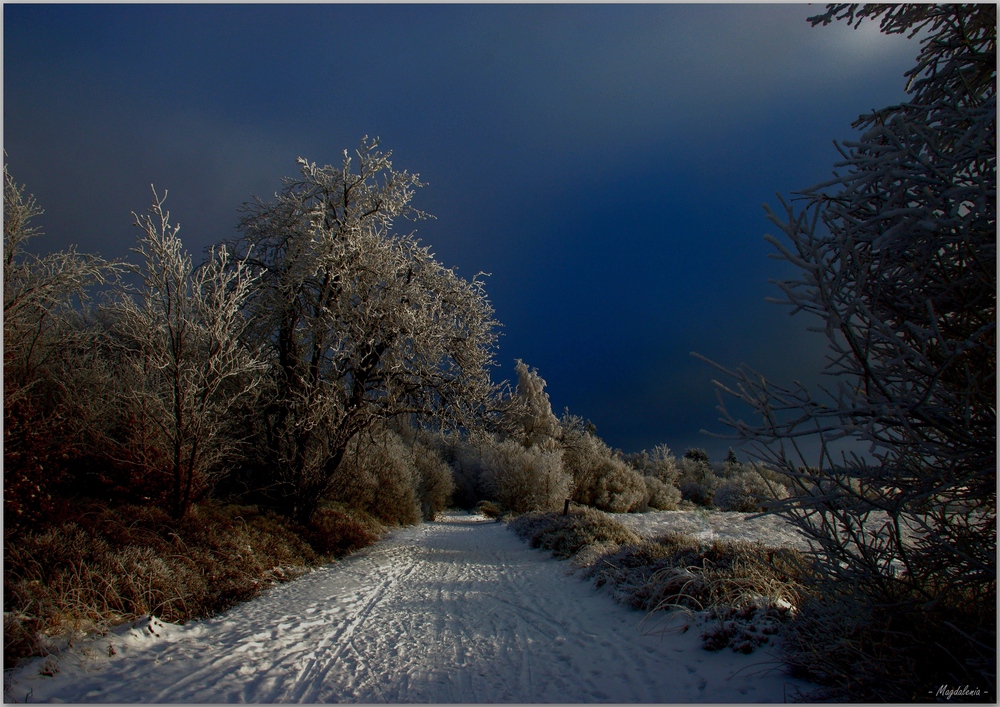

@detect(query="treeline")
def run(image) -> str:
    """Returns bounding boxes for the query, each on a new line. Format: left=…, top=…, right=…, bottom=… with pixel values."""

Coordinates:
left=5, top=143, right=789, bottom=667
left=4, top=140, right=792, bottom=542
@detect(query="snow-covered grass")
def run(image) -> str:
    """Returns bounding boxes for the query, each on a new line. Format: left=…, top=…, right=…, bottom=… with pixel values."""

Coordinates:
left=509, top=509, right=810, bottom=657
left=3, top=500, right=386, bottom=670
left=4, top=511, right=817, bottom=703
left=609, top=508, right=811, bottom=550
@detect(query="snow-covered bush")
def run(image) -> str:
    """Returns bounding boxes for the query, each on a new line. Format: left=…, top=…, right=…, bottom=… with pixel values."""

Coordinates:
left=562, top=421, right=645, bottom=513
left=591, top=460, right=647, bottom=513
left=331, top=428, right=421, bottom=526
left=481, top=438, right=571, bottom=514
left=508, top=508, right=642, bottom=559
left=412, top=439, right=455, bottom=521
left=677, top=457, right=720, bottom=507
left=625, top=444, right=681, bottom=486
left=444, top=429, right=571, bottom=514
left=644, top=475, right=682, bottom=511
left=714, top=469, right=789, bottom=513
left=512, top=360, right=562, bottom=449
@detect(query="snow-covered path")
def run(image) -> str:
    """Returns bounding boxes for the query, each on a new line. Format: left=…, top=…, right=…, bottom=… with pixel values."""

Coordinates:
left=6, top=513, right=814, bottom=703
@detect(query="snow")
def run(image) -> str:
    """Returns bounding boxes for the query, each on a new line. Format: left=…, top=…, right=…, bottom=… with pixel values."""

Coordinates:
left=5, top=511, right=817, bottom=703
left=610, top=509, right=813, bottom=550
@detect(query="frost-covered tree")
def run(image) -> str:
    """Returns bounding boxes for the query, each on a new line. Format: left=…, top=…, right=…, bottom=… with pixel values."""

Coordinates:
left=3, top=165, right=117, bottom=409
left=103, top=189, right=265, bottom=519
left=3, top=165, right=120, bottom=526
left=232, top=138, right=501, bottom=523
left=512, top=359, right=562, bottom=448
left=704, top=4, right=995, bottom=698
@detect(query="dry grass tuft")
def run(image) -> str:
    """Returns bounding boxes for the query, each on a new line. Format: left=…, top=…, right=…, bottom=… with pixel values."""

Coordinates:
left=3, top=499, right=385, bottom=669
left=302, top=503, right=386, bottom=556
left=587, top=533, right=807, bottom=620
left=508, top=509, right=642, bottom=559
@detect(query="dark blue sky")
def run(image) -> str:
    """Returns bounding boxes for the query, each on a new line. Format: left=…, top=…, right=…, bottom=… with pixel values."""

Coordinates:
left=4, top=4, right=920, bottom=459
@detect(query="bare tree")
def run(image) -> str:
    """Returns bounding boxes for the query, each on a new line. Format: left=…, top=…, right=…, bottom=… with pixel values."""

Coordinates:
left=702, top=4, right=995, bottom=697
left=232, top=138, right=501, bottom=523
left=103, top=189, right=265, bottom=519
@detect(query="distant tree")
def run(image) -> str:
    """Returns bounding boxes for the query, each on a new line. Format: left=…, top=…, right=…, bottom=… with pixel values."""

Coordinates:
left=103, top=189, right=265, bottom=519
left=232, top=138, right=501, bottom=523
left=682, top=447, right=709, bottom=464
left=704, top=4, right=995, bottom=698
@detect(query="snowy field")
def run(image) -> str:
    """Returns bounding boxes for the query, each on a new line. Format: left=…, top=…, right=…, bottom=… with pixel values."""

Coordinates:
left=610, top=509, right=812, bottom=550
left=5, top=511, right=817, bottom=703
left=611, top=508, right=922, bottom=554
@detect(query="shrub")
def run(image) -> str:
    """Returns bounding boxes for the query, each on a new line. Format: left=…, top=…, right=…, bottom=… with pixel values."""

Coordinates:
left=677, top=457, right=720, bottom=507
left=562, top=428, right=645, bottom=513
left=782, top=589, right=995, bottom=701
left=625, top=444, right=680, bottom=486
left=481, top=437, right=571, bottom=514
left=591, top=460, right=646, bottom=513
left=412, top=440, right=455, bottom=521
left=704, top=6, right=996, bottom=698
left=330, top=428, right=421, bottom=526
left=511, top=360, right=562, bottom=449
left=714, top=469, right=789, bottom=512
left=302, top=503, right=385, bottom=556
left=644, top=475, right=681, bottom=511
left=476, top=500, right=502, bottom=519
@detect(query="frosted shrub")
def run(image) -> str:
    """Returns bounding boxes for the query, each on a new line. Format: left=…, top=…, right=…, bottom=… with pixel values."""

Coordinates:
left=592, top=460, right=647, bottom=513
left=644, top=475, right=681, bottom=511
left=562, top=427, right=644, bottom=513
left=625, top=444, right=680, bottom=486
left=677, top=457, right=720, bottom=507
left=412, top=440, right=455, bottom=521
left=512, top=360, right=562, bottom=449
left=481, top=438, right=571, bottom=514
left=714, top=469, right=789, bottom=513
left=332, top=428, right=421, bottom=526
